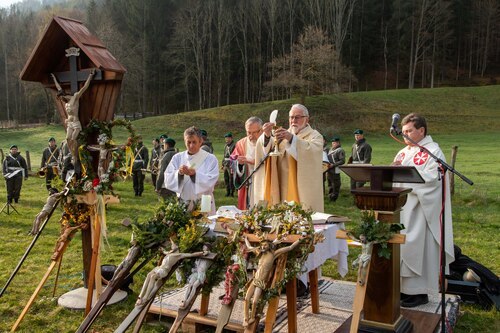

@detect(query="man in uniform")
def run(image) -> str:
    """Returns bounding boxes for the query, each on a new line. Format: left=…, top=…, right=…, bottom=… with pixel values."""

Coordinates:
left=349, top=129, right=372, bottom=189
left=222, top=132, right=236, bottom=197
left=159, top=134, right=168, bottom=157
left=253, top=104, right=324, bottom=213
left=164, top=127, right=219, bottom=214
left=132, top=136, right=149, bottom=196
left=325, top=136, right=345, bottom=202
left=392, top=113, right=454, bottom=307
left=150, top=138, right=161, bottom=186
left=41, top=137, right=60, bottom=191
left=155, top=137, right=177, bottom=200
left=59, top=140, right=73, bottom=182
left=200, top=129, right=214, bottom=154
left=231, top=117, right=263, bottom=210
left=2, top=145, right=28, bottom=204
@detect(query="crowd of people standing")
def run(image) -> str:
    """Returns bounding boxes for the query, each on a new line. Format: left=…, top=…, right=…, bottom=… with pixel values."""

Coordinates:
left=2, top=108, right=453, bottom=308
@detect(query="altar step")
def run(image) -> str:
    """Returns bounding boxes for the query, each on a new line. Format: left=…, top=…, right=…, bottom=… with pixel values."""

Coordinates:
left=147, top=279, right=459, bottom=332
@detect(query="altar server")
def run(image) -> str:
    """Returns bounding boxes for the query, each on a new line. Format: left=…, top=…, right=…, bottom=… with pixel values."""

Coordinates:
left=164, top=126, right=219, bottom=214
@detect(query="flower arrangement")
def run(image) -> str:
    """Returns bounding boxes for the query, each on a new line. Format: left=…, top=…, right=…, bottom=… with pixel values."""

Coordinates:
left=234, top=201, right=321, bottom=304
left=348, top=210, right=405, bottom=259
left=72, top=119, right=138, bottom=195
left=59, top=197, right=93, bottom=228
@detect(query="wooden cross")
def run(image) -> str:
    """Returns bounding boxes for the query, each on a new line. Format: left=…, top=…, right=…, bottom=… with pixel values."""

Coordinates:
left=52, top=47, right=101, bottom=93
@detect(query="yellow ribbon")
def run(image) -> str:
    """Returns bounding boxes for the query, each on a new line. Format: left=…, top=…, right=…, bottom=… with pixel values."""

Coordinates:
left=125, top=146, right=134, bottom=176
left=286, top=156, right=300, bottom=203
left=78, top=145, right=87, bottom=177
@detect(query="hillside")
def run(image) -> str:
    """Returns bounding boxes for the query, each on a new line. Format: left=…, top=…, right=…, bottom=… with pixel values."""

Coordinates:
left=131, top=86, right=500, bottom=141
left=1, top=85, right=499, bottom=161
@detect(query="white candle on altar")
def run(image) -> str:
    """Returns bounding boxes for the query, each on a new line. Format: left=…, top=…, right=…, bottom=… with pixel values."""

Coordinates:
left=200, top=195, right=211, bottom=213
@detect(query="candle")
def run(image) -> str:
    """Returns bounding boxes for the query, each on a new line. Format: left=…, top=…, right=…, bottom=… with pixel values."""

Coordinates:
left=200, top=195, right=211, bottom=213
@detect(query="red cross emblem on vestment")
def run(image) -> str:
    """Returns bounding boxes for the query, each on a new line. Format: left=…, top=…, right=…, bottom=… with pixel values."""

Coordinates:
left=413, top=151, right=429, bottom=165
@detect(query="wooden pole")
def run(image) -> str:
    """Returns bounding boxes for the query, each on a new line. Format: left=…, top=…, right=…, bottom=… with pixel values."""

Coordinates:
left=85, top=212, right=102, bottom=315
left=450, top=146, right=458, bottom=195
left=52, top=252, right=64, bottom=297
left=350, top=260, right=372, bottom=333
left=25, top=150, right=31, bottom=171
left=11, top=232, right=76, bottom=332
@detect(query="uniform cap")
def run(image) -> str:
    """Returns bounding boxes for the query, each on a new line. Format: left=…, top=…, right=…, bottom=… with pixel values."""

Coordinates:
left=353, top=129, right=364, bottom=134
left=165, top=138, right=176, bottom=146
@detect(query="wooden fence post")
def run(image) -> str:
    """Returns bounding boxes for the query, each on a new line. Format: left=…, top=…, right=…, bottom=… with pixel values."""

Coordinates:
left=25, top=150, right=32, bottom=171
left=0, top=149, right=4, bottom=164
left=450, top=146, right=458, bottom=195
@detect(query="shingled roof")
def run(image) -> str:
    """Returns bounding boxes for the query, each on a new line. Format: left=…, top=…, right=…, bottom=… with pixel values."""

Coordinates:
left=20, top=16, right=126, bottom=83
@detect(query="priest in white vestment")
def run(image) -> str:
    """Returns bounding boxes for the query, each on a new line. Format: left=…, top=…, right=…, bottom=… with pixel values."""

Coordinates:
left=253, top=104, right=324, bottom=213
left=231, top=116, right=263, bottom=210
left=392, top=113, right=454, bottom=308
left=165, top=127, right=219, bottom=214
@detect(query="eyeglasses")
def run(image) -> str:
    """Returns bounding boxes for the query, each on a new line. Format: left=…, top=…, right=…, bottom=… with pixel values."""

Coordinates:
left=289, top=115, right=308, bottom=120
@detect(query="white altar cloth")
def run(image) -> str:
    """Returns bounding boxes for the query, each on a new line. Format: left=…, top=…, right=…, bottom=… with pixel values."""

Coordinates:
left=299, top=223, right=349, bottom=283
left=208, top=217, right=348, bottom=283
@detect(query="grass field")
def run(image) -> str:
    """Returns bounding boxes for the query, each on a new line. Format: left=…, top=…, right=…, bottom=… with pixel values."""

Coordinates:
left=0, top=86, right=498, bottom=332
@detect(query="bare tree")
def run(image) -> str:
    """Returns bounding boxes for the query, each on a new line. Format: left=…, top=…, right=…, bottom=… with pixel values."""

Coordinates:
left=328, top=0, right=356, bottom=79
left=266, top=26, right=354, bottom=100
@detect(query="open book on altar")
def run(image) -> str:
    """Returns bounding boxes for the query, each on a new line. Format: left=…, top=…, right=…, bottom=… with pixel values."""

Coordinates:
left=311, top=212, right=350, bottom=224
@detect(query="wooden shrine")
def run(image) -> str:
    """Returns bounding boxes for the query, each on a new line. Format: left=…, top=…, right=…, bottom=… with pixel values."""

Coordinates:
left=18, top=14, right=126, bottom=313
left=340, top=165, right=424, bottom=333
left=20, top=15, right=126, bottom=124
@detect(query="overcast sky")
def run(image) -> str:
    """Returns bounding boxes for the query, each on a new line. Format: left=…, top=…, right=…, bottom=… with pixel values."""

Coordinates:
left=0, top=0, right=20, bottom=8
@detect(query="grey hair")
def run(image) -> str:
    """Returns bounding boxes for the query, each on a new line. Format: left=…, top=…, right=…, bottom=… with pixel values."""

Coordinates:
left=184, top=126, right=202, bottom=138
left=245, top=116, right=263, bottom=128
left=290, top=104, right=309, bottom=117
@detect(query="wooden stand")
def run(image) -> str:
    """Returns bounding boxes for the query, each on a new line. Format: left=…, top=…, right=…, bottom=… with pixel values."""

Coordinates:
left=340, top=165, right=425, bottom=333
left=148, top=231, right=322, bottom=333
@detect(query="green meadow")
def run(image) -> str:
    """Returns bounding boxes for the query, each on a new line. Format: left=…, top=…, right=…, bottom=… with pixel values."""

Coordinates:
left=0, top=86, right=498, bottom=332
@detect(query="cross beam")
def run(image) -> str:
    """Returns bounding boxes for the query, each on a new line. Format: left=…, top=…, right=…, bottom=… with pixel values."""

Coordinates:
left=51, top=47, right=101, bottom=93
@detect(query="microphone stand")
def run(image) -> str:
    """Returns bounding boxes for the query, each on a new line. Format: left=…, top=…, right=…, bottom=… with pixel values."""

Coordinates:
left=235, top=136, right=280, bottom=191
left=235, top=150, right=271, bottom=191
left=392, top=125, right=473, bottom=333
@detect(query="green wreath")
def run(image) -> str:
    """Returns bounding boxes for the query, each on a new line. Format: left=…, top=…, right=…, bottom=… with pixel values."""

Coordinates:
left=74, top=119, right=138, bottom=195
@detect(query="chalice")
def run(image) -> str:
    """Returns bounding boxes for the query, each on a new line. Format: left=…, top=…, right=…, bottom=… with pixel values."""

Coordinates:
left=269, top=109, right=282, bottom=157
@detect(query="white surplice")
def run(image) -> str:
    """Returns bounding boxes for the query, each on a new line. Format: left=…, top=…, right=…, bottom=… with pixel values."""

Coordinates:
left=164, top=150, right=219, bottom=214
left=393, top=135, right=454, bottom=295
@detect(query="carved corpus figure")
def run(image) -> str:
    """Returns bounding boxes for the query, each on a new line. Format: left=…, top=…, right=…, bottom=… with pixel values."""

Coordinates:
left=51, top=68, right=95, bottom=163
left=350, top=234, right=373, bottom=286
left=179, top=243, right=214, bottom=309
left=52, top=222, right=88, bottom=261
left=242, top=236, right=301, bottom=327
left=29, top=187, right=67, bottom=235
left=135, top=241, right=209, bottom=306
left=87, top=133, right=120, bottom=180
left=222, top=258, right=241, bottom=305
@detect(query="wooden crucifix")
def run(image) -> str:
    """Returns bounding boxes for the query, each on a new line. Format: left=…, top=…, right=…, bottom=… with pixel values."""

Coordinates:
left=52, top=47, right=102, bottom=94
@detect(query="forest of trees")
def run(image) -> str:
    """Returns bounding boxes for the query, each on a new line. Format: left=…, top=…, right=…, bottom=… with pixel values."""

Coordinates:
left=0, top=0, right=499, bottom=123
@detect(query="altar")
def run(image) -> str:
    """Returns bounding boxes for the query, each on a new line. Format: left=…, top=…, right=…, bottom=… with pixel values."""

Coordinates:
left=148, top=220, right=349, bottom=332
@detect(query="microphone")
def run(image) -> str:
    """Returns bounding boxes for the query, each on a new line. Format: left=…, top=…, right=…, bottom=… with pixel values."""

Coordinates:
left=390, top=113, right=401, bottom=134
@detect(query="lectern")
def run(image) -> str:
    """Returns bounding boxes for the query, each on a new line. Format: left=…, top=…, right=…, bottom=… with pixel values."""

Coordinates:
left=340, top=165, right=424, bottom=333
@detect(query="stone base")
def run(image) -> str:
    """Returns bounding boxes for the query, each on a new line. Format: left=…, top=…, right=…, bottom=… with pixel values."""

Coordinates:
left=58, top=287, right=128, bottom=310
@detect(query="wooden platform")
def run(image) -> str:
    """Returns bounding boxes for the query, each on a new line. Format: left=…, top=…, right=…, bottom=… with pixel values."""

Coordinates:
left=145, top=280, right=459, bottom=333
left=336, top=309, right=440, bottom=333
